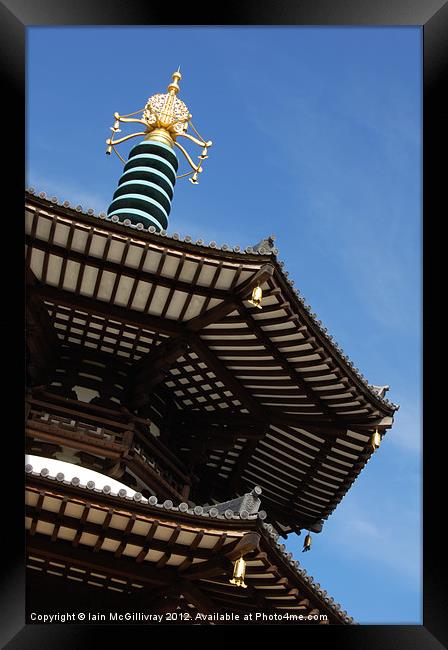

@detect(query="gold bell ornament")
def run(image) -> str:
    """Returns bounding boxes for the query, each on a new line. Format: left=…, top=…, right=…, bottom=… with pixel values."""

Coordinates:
left=302, top=532, right=312, bottom=553
left=248, top=285, right=263, bottom=309
left=229, top=556, right=248, bottom=588
left=370, top=428, right=381, bottom=451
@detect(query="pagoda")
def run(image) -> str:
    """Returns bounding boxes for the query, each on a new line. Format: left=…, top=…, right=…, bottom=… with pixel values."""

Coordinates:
left=25, top=70, right=398, bottom=624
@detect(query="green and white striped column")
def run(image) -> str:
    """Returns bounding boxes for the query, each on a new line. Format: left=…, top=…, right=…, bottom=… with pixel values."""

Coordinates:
left=107, top=140, right=178, bottom=232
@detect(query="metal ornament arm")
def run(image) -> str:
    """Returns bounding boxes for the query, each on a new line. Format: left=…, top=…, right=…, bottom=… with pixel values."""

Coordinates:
left=176, top=130, right=213, bottom=183
left=104, top=69, right=212, bottom=184
left=105, top=111, right=147, bottom=158
left=173, top=139, right=204, bottom=183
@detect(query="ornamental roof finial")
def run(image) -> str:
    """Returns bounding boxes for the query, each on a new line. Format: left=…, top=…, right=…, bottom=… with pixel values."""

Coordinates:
left=167, top=67, right=182, bottom=95
left=105, top=68, right=212, bottom=185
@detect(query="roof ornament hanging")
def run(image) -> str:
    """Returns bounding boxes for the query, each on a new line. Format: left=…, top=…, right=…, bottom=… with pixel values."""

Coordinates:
left=370, top=427, right=381, bottom=451
left=106, top=68, right=212, bottom=184
left=302, top=532, right=312, bottom=552
left=229, top=556, right=248, bottom=589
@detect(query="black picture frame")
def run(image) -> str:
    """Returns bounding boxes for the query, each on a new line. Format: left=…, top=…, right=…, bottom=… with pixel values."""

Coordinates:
left=2, top=1, right=446, bottom=647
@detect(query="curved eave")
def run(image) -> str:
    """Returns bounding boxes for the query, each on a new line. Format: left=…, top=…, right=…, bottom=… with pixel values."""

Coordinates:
left=25, top=467, right=352, bottom=624
left=25, top=190, right=398, bottom=531
left=271, top=265, right=398, bottom=417
left=25, top=189, right=397, bottom=415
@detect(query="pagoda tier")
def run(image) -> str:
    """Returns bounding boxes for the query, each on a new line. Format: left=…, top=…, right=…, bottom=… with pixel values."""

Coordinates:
left=25, top=463, right=352, bottom=624
left=25, top=190, right=397, bottom=536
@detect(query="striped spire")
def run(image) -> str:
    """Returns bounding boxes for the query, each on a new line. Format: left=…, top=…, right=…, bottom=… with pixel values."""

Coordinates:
left=105, top=69, right=212, bottom=232
left=107, top=140, right=178, bottom=232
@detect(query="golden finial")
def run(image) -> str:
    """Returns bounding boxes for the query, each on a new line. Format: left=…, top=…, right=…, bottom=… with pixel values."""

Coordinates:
left=167, top=67, right=182, bottom=95
left=105, top=69, right=212, bottom=183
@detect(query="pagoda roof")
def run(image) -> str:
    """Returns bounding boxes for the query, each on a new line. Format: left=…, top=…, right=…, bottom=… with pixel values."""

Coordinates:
left=25, top=463, right=353, bottom=623
left=25, top=189, right=398, bottom=533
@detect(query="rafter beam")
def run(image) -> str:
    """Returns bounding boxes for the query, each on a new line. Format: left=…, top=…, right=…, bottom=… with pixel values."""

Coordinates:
left=27, top=497, right=258, bottom=563
left=180, top=531, right=261, bottom=582
left=27, top=533, right=176, bottom=587
left=173, top=412, right=265, bottom=427
left=26, top=233, right=232, bottom=301
left=171, top=412, right=268, bottom=444
left=30, top=283, right=184, bottom=337
left=26, top=270, right=61, bottom=384
left=178, top=579, right=217, bottom=614
left=130, top=337, right=190, bottom=407
left=184, top=262, right=275, bottom=333
left=236, top=304, right=337, bottom=421
left=225, top=531, right=261, bottom=560
left=265, top=411, right=381, bottom=433
left=181, top=557, right=232, bottom=581
left=188, top=334, right=267, bottom=419
left=130, top=264, right=275, bottom=404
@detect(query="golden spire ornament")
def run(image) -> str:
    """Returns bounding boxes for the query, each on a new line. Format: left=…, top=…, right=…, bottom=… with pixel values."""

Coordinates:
left=105, top=68, right=212, bottom=184
left=229, top=556, right=248, bottom=588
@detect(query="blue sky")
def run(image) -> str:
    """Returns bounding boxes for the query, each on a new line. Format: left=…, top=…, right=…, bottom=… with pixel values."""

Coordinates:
left=26, top=26, right=422, bottom=624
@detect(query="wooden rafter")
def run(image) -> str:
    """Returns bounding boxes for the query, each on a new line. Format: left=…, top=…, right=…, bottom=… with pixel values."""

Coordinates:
left=130, top=264, right=275, bottom=405
left=30, top=283, right=183, bottom=337
left=177, top=579, right=216, bottom=614
left=188, top=334, right=267, bottom=419
left=235, top=303, right=338, bottom=421
left=27, top=533, right=176, bottom=587
left=25, top=504, right=241, bottom=563
left=26, top=270, right=61, bottom=384
left=171, top=412, right=268, bottom=445
left=26, top=233, right=232, bottom=301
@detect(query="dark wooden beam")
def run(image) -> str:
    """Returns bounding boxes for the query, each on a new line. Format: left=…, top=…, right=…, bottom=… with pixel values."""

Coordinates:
left=124, top=455, right=186, bottom=502
left=27, top=533, right=176, bottom=587
left=26, top=423, right=126, bottom=460
left=236, top=304, right=338, bottom=421
left=25, top=505, right=244, bottom=562
left=286, top=439, right=336, bottom=514
left=177, top=579, right=217, bottom=614
left=171, top=412, right=268, bottom=448
left=133, top=336, right=189, bottom=377
left=265, top=411, right=351, bottom=434
left=27, top=395, right=132, bottom=431
left=227, top=441, right=259, bottom=493
left=185, top=263, right=274, bottom=332
left=26, top=272, right=61, bottom=384
left=225, top=532, right=261, bottom=560
left=130, top=264, right=275, bottom=404
left=130, top=337, right=190, bottom=408
left=188, top=334, right=267, bottom=420
left=30, top=283, right=184, bottom=338
left=148, top=596, right=184, bottom=615
left=26, top=233, right=231, bottom=301
left=26, top=567, right=142, bottom=611
left=174, top=412, right=264, bottom=427
left=180, top=532, right=261, bottom=581
left=181, top=557, right=232, bottom=581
